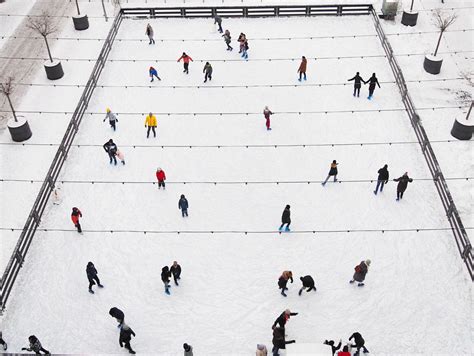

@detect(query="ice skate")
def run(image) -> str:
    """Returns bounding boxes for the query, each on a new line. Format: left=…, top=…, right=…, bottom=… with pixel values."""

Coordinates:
left=89, top=289, right=94, bottom=294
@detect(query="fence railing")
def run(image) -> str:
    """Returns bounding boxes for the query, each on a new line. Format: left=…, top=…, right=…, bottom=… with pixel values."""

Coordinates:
left=0, top=11, right=124, bottom=313
left=370, top=7, right=473, bottom=280
left=121, top=4, right=372, bottom=18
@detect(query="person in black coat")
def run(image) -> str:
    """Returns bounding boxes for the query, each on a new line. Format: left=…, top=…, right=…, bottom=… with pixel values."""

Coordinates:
left=103, top=139, right=118, bottom=165
left=21, top=335, right=50, bottom=355
left=394, top=172, right=413, bottom=200
left=272, top=326, right=295, bottom=356
left=322, top=160, right=338, bottom=186
left=348, top=72, right=366, bottom=97
left=298, top=275, right=316, bottom=295
left=349, top=332, right=369, bottom=355
left=374, top=164, right=389, bottom=195
left=86, top=262, right=104, bottom=294
left=323, top=339, right=342, bottom=355
left=161, top=266, right=171, bottom=295
left=178, top=194, right=189, bottom=217
left=0, top=331, right=7, bottom=351
left=365, top=73, right=380, bottom=100
left=119, top=323, right=136, bottom=354
left=350, top=260, right=371, bottom=286
left=272, top=309, right=298, bottom=329
left=109, top=307, right=125, bottom=327
left=279, top=205, right=291, bottom=231
left=170, top=261, right=181, bottom=286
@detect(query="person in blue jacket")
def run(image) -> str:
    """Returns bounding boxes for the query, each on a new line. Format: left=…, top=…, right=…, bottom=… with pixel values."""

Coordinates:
left=149, top=66, right=161, bottom=82
left=178, top=194, right=189, bottom=217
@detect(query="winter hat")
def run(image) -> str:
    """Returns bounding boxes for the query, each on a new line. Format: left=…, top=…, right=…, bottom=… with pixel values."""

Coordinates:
left=285, top=205, right=290, bottom=209
left=181, top=194, right=185, bottom=198
left=285, top=309, right=291, bottom=314
left=384, top=164, right=388, bottom=168
left=365, top=259, right=371, bottom=266
left=332, top=160, right=337, bottom=164
left=106, top=108, right=111, bottom=113
left=183, top=343, right=191, bottom=351
left=265, top=106, right=269, bottom=110
left=404, top=172, right=408, bottom=176
left=157, top=167, right=162, bottom=171
left=257, top=344, right=266, bottom=351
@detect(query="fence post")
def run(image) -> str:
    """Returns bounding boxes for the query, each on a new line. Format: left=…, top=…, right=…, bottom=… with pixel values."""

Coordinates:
left=462, top=243, right=472, bottom=260
left=337, top=5, right=342, bottom=16
left=243, top=7, right=248, bottom=17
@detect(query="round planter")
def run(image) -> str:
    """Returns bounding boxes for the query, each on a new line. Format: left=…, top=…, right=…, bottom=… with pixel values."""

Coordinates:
left=73, top=14, right=89, bottom=31
left=451, top=118, right=474, bottom=140
left=423, top=55, right=443, bottom=75
left=44, top=60, right=64, bottom=80
left=401, top=10, right=418, bottom=26
left=7, top=117, right=32, bottom=142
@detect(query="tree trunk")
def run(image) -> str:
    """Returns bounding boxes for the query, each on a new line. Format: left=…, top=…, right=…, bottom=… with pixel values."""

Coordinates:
left=434, top=30, right=443, bottom=56
left=44, top=35, right=53, bottom=62
left=101, top=0, right=108, bottom=22
left=410, top=0, right=415, bottom=11
left=466, top=101, right=473, bottom=122
left=5, top=93, right=18, bottom=122
left=75, top=0, right=81, bottom=15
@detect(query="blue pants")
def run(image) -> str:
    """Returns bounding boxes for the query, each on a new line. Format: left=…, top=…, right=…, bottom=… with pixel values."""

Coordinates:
left=374, top=180, right=385, bottom=194
left=299, top=72, right=306, bottom=80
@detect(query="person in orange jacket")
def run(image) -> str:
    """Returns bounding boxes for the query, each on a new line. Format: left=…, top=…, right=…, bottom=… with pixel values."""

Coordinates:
left=156, top=167, right=166, bottom=189
left=297, top=56, right=307, bottom=81
left=177, top=52, right=193, bottom=74
left=71, top=207, right=82, bottom=233
left=144, top=112, right=157, bottom=138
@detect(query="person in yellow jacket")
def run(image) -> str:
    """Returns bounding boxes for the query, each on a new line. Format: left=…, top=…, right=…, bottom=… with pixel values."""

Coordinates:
left=144, top=112, right=157, bottom=138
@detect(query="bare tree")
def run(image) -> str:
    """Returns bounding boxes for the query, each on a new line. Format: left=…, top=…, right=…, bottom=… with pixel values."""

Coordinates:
left=432, top=9, right=457, bottom=56
left=0, top=77, right=19, bottom=122
left=27, top=12, right=58, bottom=62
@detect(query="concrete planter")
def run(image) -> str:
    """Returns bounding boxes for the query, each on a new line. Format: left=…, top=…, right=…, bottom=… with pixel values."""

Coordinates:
left=423, top=55, right=443, bottom=75
left=7, top=117, right=32, bottom=142
left=73, top=14, right=89, bottom=31
left=451, top=119, right=474, bottom=140
left=401, top=10, right=418, bottom=26
left=44, top=60, right=64, bottom=80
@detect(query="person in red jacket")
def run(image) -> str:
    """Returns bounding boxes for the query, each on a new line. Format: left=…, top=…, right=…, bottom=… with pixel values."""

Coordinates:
left=177, top=52, right=193, bottom=74
left=156, top=167, right=166, bottom=189
left=71, top=207, right=82, bottom=233
left=337, top=345, right=351, bottom=356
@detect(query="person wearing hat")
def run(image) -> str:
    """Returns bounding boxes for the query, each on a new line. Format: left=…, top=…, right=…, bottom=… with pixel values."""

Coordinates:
left=256, top=344, right=268, bottom=356
left=203, top=62, right=213, bottom=83
left=322, top=160, right=338, bottom=186
left=298, top=275, right=316, bottom=296
left=183, top=343, right=193, bottom=356
left=119, top=323, right=136, bottom=354
left=350, top=260, right=371, bottom=286
left=86, top=261, right=104, bottom=294
left=272, top=309, right=298, bottom=329
left=279, top=205, right=291, bottom=232
left=394, top=172, right=413, bottom=201
left=324, top=339, right=342, bottom=355
left=156, top=167, right=166, bottom=189
left=278, top=271, right=293, bottom=297
left=349, top=332, right=369, bottom=355
left=103, top=108, right=118, bottom=131
left=145, top=112, right=157, bottom=138
left=109, top=307, right=125, bottom=327
left=71, top=207, right=83, bottom=233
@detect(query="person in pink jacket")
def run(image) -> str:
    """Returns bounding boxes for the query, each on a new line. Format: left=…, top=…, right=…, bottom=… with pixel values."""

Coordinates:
left=177, top=52, right=193, bottom=74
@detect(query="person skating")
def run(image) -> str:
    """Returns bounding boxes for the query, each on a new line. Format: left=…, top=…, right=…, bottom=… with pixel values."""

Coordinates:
left=272, top=326, right=295, bottom=356
left=0, top=331, right=7, bottom=351
left=242, top=38, right=249, bottom=60
left=214, top=15, right=223, bottom=33
left=374, top=164, right=389, bottom=195
left=149, top=66, right=161, bottom=82
left=156, top=167, right=166, bottom=189
left=277, top=271, right=293, bottom=297
left=116, top=149, right=125, bottom=165
left=322, top=160, right=338, bottom=186
left=109, top=307, right=125, bottom=327
left=161, top=266, right=172, bottom=295
left=170, top=261, right=182, bottom=285
left=71, top=207, right=83, bottom=233
left=279, top=205, right=291, bottom=232
left=349, top=332, right=369, bottom=355
left=86, top=261, right=104, bottom=294
left=178, top=194, right=189, bottom=217
left=52, top=186, right=62, bottom=205
left=256, top=344, right=268, bottom=356
left=203, top=62, right=213, bottom=83
left=21, top=335, right=50, bottom=355
left=337, top=345, right=351, bottom=356
left=119, top=323, right=136, bottom=354
left=145, top=112, right=157, bottom=138
left=350, top=259, right=371, bottom=286
left=223, top=29, right=233, bottom=50
left=238, top=33, right=246, bottom=53
left=272, top=309, right=298, bottom=329
left=365, top=73, right=380, bottom=100
left=263, top=106, right=273, bottom=130
left=394, top=172, right=413, bottom=201
left=183, top=343, right=193, bottom=356
left=103, top=108, right=118, bottom=131
left=297, top=56, right=307, bottom=81
left=146, top=23, right=155, bottom=44
left=324, top=339, right=342, bottom=356
left=298, top=275, right=316, bottom=295
left=177, top=52, right=193, bottom=74
left=348, top=72, right=366, bottom=97
left=103, top=139, right=118, bottom=165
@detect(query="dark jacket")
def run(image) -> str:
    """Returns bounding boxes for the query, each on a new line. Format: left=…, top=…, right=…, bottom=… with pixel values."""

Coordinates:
left=86, top=262, right=98, bottom=281
left=366, top=76, right=380, bottom=88
left=272, top=311, right=298, bottom=329
left=281, top=208, right=291, bottom=224
left=109, top=307, right=125, bottom=321
left=119, top=325, right=136, bottom=346
left=349, top=332, right=365, bottom=347
left=348, top=74, right=365, bottom=87
left=161, top=266, right=171, bottom=283
left=103, top=140, right=117, bottom=155
left=25, top=336, right=42, bottom=353
left=203, top=63, right=213, bottom=75
left=377, top=166, right=389, bottom=181
left=170, top=264, right=181, bottom=278
left=328, top=162, right=338, bottom=176
left=214, top=16, right=222, bottom=25
left=353, top=261, right=368, bottom=282
left=179, top=197, right=189, bottom=210
left=324, top=340, right=342, bottom=355
left=394, top=174, right=413, bottom=192
left=272, top=327, right=295, bottom=349
left=300, top=275, right=315, bottom=289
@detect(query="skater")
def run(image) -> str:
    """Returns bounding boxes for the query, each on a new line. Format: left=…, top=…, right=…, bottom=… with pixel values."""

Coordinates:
left=324, top=339, right=342, bottom=356
left=178, top=194, right=189, bottom=217
left=272, top=326, right=295, bottom=356
left=21, top=335, right=50, bottom=355
left=279, top=205, right=291, bottom=232
left=149, top=66, right=161, bottom=82
left=119, top=323, right=136, bottom=354
left=298, top=275, right=316, bottom=296
left=161, top=266, right=172, bottom=295
left=145, top=112, right=157, bottom=138
left=277, top=271, right=293, bottom=297
left=374, top=164, right=389, bottom=195
left=214, top=15, right=223, bottom=33
left=103, top=139, right=118, bottom=165
left=322, top=160, right=338, bottom=186
left=348, top=72, right=366, bottom=97
left=365, top=73, right=380, bottom=100
left=256, top=344, right=268, bottom=356
left=52, top=186, right=61, bottom=205
left=177, top=52, right=193, bottom=74
left=203, top=62, right=213, bottom=83
left=0, top=332, right=7, bottom=351
left=146, top=23, right=155, bottom=44
left=103, top=108, right=118, bottom=131
left=116, top=149, right=126, bottom=165
left=337, top=345, right=351, bottom=356
left=272, top=309, right=298, bottom=329
left=349, top=332, right=369, bottom=355
left=170, top=260, right=182, bottom=285
left=183, top=343, right=193, bottom=356
left=238, top=33, right=246, bottom=53
left=71, top=207, right=82, bottom=233
left=263, top=106, right=273, bottom=130
left=222, top=29, right=233, bottom=50
left=109, top=307, right=125, bottom=327
left=86, top=261, right=104, bottom=294
left=156, top=167, right=166, bottom=189
left=242, top=38, right=249, bottom=59
left=350, top=259, right=371, bottom=286
left=297, top=56, right=307, bottom=81
left=394, top=172, right=413, bottom=201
